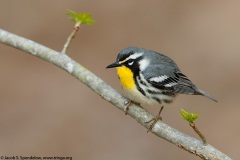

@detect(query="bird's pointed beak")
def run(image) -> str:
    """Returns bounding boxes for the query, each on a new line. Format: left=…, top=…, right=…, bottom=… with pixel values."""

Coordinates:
left=106, top=61, right=122, bottom=68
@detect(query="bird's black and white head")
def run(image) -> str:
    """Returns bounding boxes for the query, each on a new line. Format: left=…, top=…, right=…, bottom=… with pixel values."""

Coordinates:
left=106, top=47, right=150, bottom=72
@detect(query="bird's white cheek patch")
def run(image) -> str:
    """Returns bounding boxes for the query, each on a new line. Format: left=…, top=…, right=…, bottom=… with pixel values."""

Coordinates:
left=139, top=59, right=150, bottom=71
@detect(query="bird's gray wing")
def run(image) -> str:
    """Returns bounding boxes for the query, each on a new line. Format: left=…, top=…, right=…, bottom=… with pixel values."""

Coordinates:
left=143, top=64, right=197, bottom=95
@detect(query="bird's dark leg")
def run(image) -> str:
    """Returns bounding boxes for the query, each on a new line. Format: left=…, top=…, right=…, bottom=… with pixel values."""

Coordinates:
left=124, top=100, right=140, bottom=115
left=145, top=106, right=164, bottom=132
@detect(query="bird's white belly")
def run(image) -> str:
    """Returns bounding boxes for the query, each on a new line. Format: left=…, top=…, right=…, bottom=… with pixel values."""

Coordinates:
left=122, top=86, right=161, bottom=106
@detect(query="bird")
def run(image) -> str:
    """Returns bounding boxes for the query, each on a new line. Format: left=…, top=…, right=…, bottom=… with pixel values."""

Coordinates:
left=106, top=47, right=217, bottom=132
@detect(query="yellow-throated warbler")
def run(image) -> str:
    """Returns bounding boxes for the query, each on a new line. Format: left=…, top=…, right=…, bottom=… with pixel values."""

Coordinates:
left=107, top=47, right=217, bottom=131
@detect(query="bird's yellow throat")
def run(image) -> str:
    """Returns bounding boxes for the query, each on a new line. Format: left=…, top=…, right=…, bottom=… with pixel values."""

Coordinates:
left=116, top=66, right=135, bottom=89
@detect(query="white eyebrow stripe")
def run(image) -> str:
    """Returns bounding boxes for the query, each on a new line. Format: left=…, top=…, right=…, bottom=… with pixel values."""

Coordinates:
left=126, top=52, right=143, bottom=60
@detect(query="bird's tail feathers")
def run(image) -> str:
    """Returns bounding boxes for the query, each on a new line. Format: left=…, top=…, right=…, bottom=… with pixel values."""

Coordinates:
left=195, top=88, right=218, bottom=102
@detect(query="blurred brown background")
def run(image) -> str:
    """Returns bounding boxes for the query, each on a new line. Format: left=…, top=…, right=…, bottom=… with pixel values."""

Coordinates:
left=0, top=0, right=239, bottom=159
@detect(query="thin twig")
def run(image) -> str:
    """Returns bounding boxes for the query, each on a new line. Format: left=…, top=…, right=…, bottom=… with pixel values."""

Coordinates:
left=0, top=28, right=232, bottom=160
left=189, top=122, right=207, bottom=145
left=61, top=25, right=80, bottom=54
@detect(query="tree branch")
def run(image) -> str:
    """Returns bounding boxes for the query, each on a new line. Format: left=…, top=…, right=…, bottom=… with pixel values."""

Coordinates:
left=0, top=28, right=232, bottom=160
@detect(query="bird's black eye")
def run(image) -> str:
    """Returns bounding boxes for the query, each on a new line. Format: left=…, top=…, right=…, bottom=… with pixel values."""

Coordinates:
left=127, top=59, right=134, bottom=66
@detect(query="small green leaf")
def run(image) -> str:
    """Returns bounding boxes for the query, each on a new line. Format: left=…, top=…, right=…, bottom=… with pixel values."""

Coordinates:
left=180, top=109, right=199, bottom=122
left=66, top=10, right=95, bottom=25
